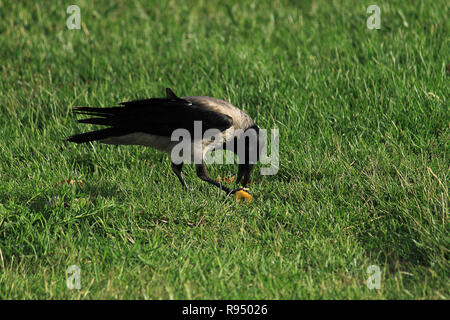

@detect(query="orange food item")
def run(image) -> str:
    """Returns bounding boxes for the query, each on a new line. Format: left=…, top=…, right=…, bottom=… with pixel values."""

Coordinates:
left=234, top=188, right=253, bottom=203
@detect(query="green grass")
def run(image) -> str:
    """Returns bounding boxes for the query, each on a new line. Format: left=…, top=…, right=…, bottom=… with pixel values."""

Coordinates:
left=0, top=0, right=448, bottom=299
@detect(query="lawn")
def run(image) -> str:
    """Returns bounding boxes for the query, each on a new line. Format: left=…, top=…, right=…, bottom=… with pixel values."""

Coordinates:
left=0, top=0, right=448, bottom=299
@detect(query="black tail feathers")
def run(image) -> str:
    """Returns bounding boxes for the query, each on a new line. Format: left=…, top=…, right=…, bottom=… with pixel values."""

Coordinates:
left=67, top=128, right=131, bottom=144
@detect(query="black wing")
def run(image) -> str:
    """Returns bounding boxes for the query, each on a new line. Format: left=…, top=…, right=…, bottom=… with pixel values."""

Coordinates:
left=68, top=88, right=234, bottom=142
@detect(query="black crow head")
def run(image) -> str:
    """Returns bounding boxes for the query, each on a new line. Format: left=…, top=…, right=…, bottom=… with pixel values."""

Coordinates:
left=235, top=125, right=265, bottom=187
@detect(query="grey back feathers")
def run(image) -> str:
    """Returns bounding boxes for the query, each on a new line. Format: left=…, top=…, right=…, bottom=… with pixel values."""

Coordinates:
left=183, top=96, right=255, bottom=132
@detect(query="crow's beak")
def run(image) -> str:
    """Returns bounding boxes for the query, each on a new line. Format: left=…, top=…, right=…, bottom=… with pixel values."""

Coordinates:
left=236, top=163, right=254, bottom=187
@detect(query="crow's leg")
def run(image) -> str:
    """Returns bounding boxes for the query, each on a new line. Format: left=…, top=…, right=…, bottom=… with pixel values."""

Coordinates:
left=196, top=161, right=242, bottom=195
left=171, top=162, right=189, bottom=190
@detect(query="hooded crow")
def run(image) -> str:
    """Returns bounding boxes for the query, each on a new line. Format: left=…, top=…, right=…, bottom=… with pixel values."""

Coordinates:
left=68, top=88, right=263, bottom=195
